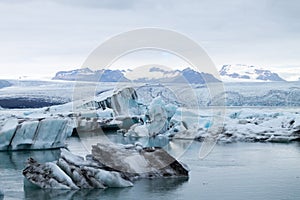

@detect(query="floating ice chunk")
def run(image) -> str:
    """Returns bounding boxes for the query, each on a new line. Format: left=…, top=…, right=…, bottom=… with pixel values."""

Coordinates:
left=23, top=148, right=138, bottom=189
left=23, top=143, right=189, bottom=190
left=0, top=117, right=72, bottom=151
left=125, top=96, right=180, bottom=137
left=147, top=97, right=177, bottom=136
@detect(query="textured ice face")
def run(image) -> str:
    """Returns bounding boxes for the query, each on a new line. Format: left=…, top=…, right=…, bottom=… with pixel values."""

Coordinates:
left=92, top=87, right=138, bottom=116
left=148, top=97, right=168, bottom=136
left=23, top=146, right=189, bottom=190
left=0, top=118, right=72, bottom=151
left=126, top=96, right=179, bottom=138
left=187, top=108, right=300, bottom=143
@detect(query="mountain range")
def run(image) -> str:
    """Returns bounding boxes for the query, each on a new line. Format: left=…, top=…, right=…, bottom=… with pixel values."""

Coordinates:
left=53, top=64, right=286, bottom=83
left=53, top=66, right=220, bottom=84
left=219, top=64, right=285, bottom=82
left=53, top=68, right=130, bottom=82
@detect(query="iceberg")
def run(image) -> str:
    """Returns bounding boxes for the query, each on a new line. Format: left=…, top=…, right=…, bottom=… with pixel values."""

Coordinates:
left=78, top=87, right=138, bottom=116
left=147, top=97, right=169, bottom=136
left=0, top=87, right=141, bottom=150
left=23, top=143, right=189, bottom=190
left=74, top=87, right=183, bottom=136
left=126, top=97, right=182, bottom=138
left=0, top=117, right=72, bottom=151
left=73, top=87, right=142, bottom=133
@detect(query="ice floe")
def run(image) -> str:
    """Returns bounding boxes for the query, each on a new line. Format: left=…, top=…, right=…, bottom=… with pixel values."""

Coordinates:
left=191, top=109, right=300, bottom=143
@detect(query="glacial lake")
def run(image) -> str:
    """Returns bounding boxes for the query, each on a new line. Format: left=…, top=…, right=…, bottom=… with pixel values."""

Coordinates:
left=1, top=135, right=300, bottom=200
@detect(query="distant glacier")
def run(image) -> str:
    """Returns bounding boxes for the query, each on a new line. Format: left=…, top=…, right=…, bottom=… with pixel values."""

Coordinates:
left=0, top=80, right=299, bottom=109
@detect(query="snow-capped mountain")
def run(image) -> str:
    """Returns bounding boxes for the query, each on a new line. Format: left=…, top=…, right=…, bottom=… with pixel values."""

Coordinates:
left=53, top=68, right=130, bottom=82
left=219, top=64, right=285, bottom=82
left=126, top=66, right=220, bottom=84
left=52, top=66, right=220, bottom=84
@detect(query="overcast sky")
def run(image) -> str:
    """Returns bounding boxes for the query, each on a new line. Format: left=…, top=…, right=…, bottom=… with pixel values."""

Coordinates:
left=0, top=0, right=300, bottom=80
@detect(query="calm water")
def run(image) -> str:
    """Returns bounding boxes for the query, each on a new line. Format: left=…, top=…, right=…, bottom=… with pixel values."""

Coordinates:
left=1, top=137, right=300, bottom=200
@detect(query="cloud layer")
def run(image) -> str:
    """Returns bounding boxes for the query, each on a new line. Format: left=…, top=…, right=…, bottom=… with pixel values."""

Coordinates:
left=0, top=0, right=299, bottom=80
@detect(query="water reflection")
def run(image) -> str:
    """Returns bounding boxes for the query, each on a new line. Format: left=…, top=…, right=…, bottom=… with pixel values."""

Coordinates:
left=0, top=150, right=61, bottom=170
left=0, top=149, right=61, bottom=200
left=24, top=188, right=103, bottom=200
left=24, top=178, right=188, bottom=200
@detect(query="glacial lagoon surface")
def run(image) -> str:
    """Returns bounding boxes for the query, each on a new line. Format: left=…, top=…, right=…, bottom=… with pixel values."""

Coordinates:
left=1, top=134, right=300, bottom=200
